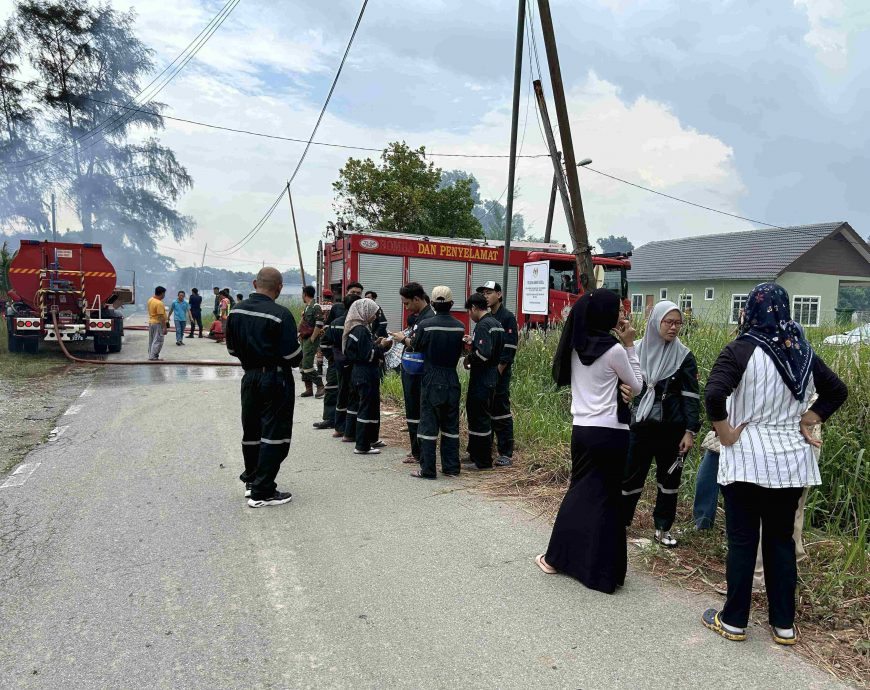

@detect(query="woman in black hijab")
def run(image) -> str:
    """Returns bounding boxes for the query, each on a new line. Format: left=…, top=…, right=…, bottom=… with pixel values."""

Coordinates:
left=537, top=289, right=643, bottom=593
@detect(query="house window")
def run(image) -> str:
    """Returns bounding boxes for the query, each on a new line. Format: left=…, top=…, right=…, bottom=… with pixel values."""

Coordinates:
left=660, top=288, right=667, bottom=300
left=705, top=287, right=714, bottom=301
left=730, top=294, right=748, bottom=324
left=793, top=295, right=821, bottom=327
left=631, top=294, right=643, bottom=314
left=679, top=294, right=693, bottom=312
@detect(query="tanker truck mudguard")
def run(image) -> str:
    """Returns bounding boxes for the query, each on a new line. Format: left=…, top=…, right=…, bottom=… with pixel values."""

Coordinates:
left=5, top=240, right=134, bottom=355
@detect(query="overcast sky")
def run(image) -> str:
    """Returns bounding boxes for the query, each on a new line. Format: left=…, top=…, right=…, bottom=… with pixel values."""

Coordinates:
left=2, top=0, right=868, bottom=274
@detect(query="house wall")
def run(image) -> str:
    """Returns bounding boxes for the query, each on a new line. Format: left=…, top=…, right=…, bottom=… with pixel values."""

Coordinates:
left=631, top=273, right=870, bottom=325
left=627, top=278, right=762, bottom=323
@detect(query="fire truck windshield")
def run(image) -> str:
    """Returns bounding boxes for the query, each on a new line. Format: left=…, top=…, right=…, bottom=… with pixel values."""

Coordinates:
left=600, top=266, right=623, bottom=294
left=548, top=260, right=578, bottom=294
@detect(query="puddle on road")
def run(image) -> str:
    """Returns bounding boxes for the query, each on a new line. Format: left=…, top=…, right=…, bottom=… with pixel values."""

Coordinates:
left=94, top=364, right=244, bottom=387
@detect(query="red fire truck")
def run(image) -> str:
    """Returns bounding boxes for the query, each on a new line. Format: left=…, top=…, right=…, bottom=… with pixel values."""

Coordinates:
left=5, top=240, right=134, bottom=354
left=319, top=229, right=630, bottom=332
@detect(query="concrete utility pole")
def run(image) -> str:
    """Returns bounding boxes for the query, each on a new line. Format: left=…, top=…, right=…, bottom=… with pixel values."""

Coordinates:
left=536, top=0, right=595, bottom=287
left=501, top=0, right=526, bottom=305
left=287, top=182, right=308, bottom=288
left=195, top=243, right=207, bottom=289
left=50, top=192, right=57, bottom=242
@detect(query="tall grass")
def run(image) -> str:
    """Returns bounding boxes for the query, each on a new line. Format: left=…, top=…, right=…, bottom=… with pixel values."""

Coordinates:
left=509, top=322, right=870, bottom=550
left=381, top=321, right=869, bottom=547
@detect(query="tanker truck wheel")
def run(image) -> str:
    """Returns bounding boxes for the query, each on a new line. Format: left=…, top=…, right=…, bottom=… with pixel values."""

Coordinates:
left=108, top=317, right=123, bottom=353
left=7, top=326, right=22, bottom=353
left=22, top=336, right=39, bottom=354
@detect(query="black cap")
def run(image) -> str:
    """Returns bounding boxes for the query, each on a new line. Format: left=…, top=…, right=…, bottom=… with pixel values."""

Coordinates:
left=476, top=280, right=501, bottom=293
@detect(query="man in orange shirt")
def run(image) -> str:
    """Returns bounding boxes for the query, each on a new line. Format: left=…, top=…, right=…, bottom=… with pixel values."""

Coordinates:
left=147, top=286, right=168, bottom=361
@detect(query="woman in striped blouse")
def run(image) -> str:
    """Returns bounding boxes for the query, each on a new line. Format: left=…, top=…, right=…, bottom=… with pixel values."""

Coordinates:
left=702, top=283, right=847, bottom=646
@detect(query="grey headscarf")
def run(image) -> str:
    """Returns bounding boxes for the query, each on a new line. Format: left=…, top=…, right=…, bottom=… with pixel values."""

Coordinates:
left=342, top=298, right=379, bottom=351
left=634, top=300, right=690, bottom=423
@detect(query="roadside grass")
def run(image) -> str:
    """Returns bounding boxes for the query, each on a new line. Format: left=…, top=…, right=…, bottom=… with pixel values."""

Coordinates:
left=381, top=321, right=870, bottom=685
left=0, top=319, right=70, bottom=379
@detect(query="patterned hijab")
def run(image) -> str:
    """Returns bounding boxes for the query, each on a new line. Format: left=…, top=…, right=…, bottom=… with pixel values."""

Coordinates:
left=342, top=297, right=379, bottom=351
left=738, top=282, right=814, bottom=401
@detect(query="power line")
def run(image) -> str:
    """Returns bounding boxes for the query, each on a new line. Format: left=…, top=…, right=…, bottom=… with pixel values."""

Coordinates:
left=4, top=0, right=241, bottom=172
left=58, top=90, right=554, bottom=159
left=211, top=185, right=287, bottom=254
left=287, top=0, right=369, bottom=187
left=215, top=0, right=371, bottom=257
left=578, top=165, right=867, bottom=251
left=580, top=165, right=786, bottom=229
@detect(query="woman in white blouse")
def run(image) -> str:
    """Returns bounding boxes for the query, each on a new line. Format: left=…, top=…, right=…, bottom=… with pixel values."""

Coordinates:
left=702, top=283, right=847, bottom=645
left=537, top=289, right=643, bottom=594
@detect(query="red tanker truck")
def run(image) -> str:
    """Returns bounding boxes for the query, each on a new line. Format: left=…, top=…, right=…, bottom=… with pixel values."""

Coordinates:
left=4, top=240, right=134, bottom=355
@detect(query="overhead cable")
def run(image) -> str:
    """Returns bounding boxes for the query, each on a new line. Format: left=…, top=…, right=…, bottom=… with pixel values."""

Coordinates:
left=3, top=0, right=241, bottom=171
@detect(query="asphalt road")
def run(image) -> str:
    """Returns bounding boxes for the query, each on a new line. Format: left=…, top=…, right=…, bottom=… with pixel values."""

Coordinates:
left=0, top=328, right=851, bottom=689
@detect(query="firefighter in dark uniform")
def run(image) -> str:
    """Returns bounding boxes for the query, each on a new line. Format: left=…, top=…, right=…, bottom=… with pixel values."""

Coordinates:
left=477, top=281, right=518, bottom=467
left=343, top=298, right=393, bottom=455
left=314, top=290, right=339, bottom=430
left=365, top=290, right=390, bottom=338
left=329, top=293, right=360, bottom=439
left=463, top=292, right=505, bottom=469
left=390, top=282, right=436, bottom=463
left=225, top=267, right=302, bottom=508
left=315, top=289, right=333, bottom=379
left=407, top=286, right=466, bottom=480
left=299, top=285, right=325, bottom=398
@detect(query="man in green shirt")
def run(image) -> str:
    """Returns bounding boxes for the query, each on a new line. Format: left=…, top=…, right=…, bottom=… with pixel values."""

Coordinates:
left=300, top=285, right=325, bottom=398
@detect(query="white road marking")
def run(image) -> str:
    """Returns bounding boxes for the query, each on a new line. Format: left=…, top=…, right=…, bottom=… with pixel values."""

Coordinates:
left=64, top=405, right=83, bottom=416
left=1, top=463, right=41, bottom=489
left=49, top=425, right=69, bottom=440
left=79, top=389, right=93, bottom=398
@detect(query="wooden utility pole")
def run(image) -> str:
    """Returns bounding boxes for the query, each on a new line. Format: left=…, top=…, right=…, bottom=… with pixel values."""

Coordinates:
left=536, top=0, right=594, bottom=287
left=500, top=0, right=526, bottom=305
left=534, top=80, right=574, bottom=246
left=287, top=183, right=308, bottom=287
left=543, top=174, right=557, bottom=243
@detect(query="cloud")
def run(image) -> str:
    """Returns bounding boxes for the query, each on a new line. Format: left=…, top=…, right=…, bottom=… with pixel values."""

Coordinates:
left=0, top=0, right=866, bottom=273
left=794, top=0, right=848, bottom=69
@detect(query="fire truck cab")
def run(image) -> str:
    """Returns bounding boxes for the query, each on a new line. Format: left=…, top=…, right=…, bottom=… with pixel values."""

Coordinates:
left=319, top=229, right=630, bottom=333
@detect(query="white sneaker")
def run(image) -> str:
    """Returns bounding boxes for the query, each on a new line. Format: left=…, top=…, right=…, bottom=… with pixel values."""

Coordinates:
left=655, top=529, right=677, bottom=548
left=354, top=448, right=381, bottom=455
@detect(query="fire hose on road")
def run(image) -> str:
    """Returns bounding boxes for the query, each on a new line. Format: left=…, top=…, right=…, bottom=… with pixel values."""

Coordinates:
left=51, top=311, right=241, bottom=367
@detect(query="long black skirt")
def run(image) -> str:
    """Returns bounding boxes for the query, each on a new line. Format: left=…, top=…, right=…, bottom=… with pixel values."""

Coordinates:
left=545, top=425, right=630, bottom=594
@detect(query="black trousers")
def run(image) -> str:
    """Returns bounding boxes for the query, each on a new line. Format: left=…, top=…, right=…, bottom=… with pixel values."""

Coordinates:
left=466, top=375, right=496, bottom=469
left=491, top=366, right=514, bottom=458
left=239, top=369, right=295, bottom=500
left=188, top=312, right=203, bottom=337
left=335, top=362, right=350, bottom=435
left=353, top=366, right=381, bottom=452
left=402, top=369, right=423, bottom=458
left=418, top=373, right=461, bottom=478
left=344, top=364, right=358, bottom=441
left=621, top=423, right=685, bottom=530
left=321, top=361, right=339, bottom=425
left=721, top=482, right=803, bottom=629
